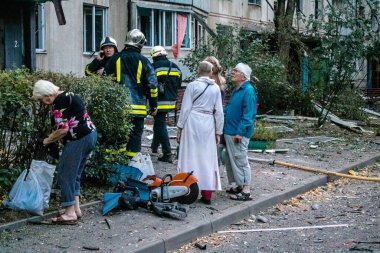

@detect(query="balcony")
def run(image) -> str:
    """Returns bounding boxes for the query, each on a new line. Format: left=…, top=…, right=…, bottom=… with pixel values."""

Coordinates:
left=147, top=0, right=210, bottom=13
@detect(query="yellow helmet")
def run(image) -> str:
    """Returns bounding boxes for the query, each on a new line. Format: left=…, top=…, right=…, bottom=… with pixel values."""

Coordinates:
left=150, top=45, right=167, bottom=58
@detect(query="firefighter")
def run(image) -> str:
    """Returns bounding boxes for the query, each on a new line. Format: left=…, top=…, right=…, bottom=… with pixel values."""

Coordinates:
left=85, top=36, right=118, bottom=76
left=150, top=45, right=182, bottom=163
left=105, top=29, right=158, bottom=158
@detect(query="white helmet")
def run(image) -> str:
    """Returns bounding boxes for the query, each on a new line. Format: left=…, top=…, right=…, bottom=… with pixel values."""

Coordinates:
left=125, top=29, right=147, bottom=49
left=100, top=36, right=118, bottom=51
left=150, top=46, right=167, bottom=58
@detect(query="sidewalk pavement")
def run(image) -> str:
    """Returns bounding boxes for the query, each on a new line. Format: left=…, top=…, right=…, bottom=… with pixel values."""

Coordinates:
left=0, top=144, right=379, bottom=253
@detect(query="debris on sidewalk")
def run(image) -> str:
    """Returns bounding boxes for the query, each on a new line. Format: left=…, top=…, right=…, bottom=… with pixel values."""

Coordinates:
left=248, top=149, right=289, bottom=153
left=83, top=245, right=100, bottom=251
left=277, top=136, right=340, bottom=145
left=194, top=243, right=207, bottom=250
left=361, top=108, right=380, bottom=117
left=314, top=103, right=373, bottom=133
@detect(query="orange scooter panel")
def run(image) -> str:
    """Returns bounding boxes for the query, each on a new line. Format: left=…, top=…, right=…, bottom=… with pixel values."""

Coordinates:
left=142, top=175, right=162, bottom=188
left=170, top=172, right=198, bottom=188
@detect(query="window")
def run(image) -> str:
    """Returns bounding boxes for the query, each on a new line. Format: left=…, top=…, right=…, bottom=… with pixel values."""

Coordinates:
left=35, top=4, right=46, bottom=52
left=181, top=15, right=190, bottom=48
left=137, top=7, right=190, bottom=49
left=315, top=0, right=323, bottom=19
left=248, top=0, right=261, bottom=5
left=191, top=16, right=206, bottom=48
left=83, top=5, right=108, bottom=53
left=298, top=0, right=304, bottom=12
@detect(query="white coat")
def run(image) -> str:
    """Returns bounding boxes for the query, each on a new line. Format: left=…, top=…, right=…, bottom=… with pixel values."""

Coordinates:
left=177, top=77, right=224, bottom=190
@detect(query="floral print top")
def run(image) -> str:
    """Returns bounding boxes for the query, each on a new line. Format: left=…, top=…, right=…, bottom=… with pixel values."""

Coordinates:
left=51, top=92, right=96, bottom=142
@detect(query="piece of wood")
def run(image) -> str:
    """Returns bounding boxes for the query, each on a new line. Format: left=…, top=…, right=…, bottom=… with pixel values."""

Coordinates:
left=248, top=157, right=380, bottom=182
left=248, top=149, right=289, bottom=153
left=104, top=218, right=111, bottom=229
left=362, top=108, right=380, bottom=117
left=217, top=224, right=350, bottom=234
left=314, top=103, right=373, bottom=133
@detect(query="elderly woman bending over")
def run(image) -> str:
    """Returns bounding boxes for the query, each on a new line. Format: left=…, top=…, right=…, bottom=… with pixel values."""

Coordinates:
left=33, top=80, right=97, bottom=225
left=176, top=61, right=224, bottom=205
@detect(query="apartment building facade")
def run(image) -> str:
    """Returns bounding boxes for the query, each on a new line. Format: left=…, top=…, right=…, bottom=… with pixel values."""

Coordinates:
left=1, top=0, right=378, bottom=90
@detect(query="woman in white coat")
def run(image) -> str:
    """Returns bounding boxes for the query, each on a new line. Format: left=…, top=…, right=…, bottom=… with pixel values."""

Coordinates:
left=176, top=61, right=224, bottom=204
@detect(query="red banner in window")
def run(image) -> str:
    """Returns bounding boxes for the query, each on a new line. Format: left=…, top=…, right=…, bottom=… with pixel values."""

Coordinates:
left=171, top=14, right=187, bottom=59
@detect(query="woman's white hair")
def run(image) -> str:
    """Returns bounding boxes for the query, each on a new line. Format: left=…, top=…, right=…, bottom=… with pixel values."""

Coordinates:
left=197, top=61, right=213, bottom=76
left=32, top=80, right=59, bottom=99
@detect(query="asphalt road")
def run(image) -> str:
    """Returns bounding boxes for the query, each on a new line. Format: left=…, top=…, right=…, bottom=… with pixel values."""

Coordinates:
left=172, top=164, right=380, bottom=253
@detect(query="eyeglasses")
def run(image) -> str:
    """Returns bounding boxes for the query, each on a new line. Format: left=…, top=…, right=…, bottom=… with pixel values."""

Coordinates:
left=231, top=69, right=244, bottom=76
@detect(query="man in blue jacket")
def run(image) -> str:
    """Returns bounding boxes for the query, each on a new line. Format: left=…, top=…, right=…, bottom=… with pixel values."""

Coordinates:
left=224, top=63, right=257, bottom=201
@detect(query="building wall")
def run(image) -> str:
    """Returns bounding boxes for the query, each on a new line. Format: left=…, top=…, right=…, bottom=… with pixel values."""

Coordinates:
left=207, top=0, right=275, bottom=32
left=36, top=0, right=128, bottom=76
left=206, top=0, right=321, bottom=33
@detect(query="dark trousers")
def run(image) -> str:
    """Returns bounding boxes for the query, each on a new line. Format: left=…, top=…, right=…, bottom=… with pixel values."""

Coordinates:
left=127, top=117, right=145, bottom=157
left=151, top=112, right=172, bottom=155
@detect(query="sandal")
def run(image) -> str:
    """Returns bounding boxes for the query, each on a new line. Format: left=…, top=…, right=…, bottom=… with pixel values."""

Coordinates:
left=52, top=216, right=77, bottom=225
left=226, top=186, right=243, bottom=194
left=230, top=192, right=252, bottom=201
left=57, top=212, right=82, bottom=220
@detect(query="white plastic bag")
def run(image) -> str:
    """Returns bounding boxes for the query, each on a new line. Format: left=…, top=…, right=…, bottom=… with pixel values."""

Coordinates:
left=128, top=153, right=155, bottom=179
left=4, top=160, right=55, bottom=216
left=29, top=160, right=56, bottom=209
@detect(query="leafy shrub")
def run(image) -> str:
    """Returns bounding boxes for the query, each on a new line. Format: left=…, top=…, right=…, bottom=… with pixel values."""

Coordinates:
left=251, top=121, right=278, bottom=141
left=333, top=89, right=367, bottom=121
left=0, top=68, right=131, bottom=196
left=182, top=25, right=312, bottom=114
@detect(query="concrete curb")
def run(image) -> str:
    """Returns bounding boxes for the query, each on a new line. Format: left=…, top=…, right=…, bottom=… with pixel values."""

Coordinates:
left=129, top=154, right=380, bottom=253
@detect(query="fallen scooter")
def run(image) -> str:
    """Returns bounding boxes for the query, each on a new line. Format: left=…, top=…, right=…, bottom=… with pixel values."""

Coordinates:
left=143, top=171, right=199, bottom=204
left=103, top=170, right=199, bottom=220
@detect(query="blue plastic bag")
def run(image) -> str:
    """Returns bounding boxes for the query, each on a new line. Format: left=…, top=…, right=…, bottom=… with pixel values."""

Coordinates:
left=4, top=160, right=55, bottom=216
left=4, top=169, right=44, bottom=215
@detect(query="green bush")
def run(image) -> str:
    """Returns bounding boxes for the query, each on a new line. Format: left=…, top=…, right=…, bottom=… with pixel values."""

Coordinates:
left=251, top=121, right=278, bottom=141
left=333, top=89, right=367, bottom=122
left=0, top=68, right=131, bottom=197
left=181, top=25, right=312, bottom=114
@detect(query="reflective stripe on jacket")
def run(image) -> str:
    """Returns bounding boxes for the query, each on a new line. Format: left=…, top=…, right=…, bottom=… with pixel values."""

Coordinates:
left=85, top=57, right=111, bottom=76
left=152, top=56, right=182, bottom=112
left=105, top=47, right=158, bottom=117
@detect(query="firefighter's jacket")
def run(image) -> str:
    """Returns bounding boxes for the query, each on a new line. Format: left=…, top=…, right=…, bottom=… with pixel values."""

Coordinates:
left=105, top=47, right=158, bottom=117
left=85, top=57, right=112, bottom=76
left=152, top=56, right=182, bottom=112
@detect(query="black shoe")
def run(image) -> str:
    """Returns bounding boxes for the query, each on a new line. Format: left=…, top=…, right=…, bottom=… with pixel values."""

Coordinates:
left=200, top=197, right=211, bottom=205
left=158, top=154, right=173, bottom=163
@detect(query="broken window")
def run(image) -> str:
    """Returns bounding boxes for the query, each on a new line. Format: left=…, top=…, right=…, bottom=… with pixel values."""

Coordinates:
left=83, top=5, right=108, bottom=53
left=35, top=4, right=45, bottom=52
left=137, top=7, right=190, bottom=49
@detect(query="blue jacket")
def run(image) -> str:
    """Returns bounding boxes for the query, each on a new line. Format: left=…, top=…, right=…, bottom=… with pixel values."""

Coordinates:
left=224, top=81, right=257, bottom=139
left=105, top=47, right=158, bottom=117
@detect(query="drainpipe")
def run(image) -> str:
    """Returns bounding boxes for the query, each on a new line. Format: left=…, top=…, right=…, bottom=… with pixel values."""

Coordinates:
left=127, top=0, right=132, bottom=31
